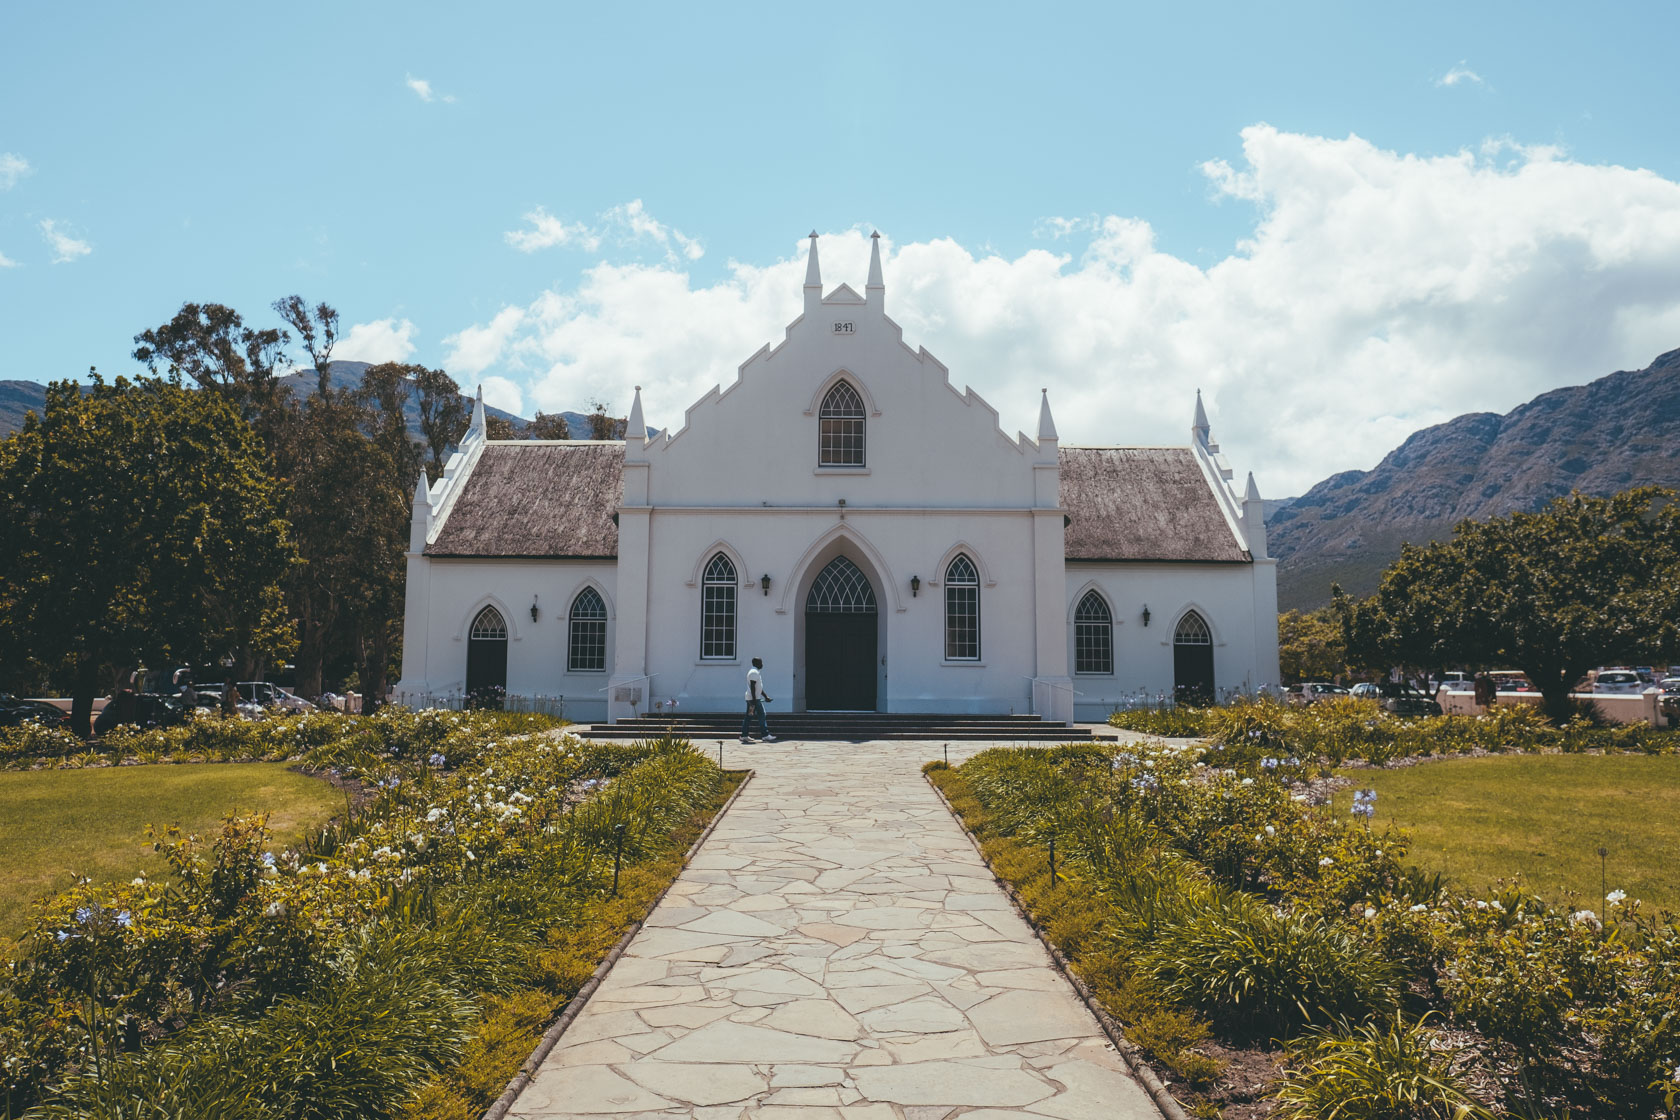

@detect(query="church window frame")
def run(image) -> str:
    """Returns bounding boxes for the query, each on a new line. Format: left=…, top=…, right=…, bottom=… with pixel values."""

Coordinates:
left=818, top=381, right=866, bottom=467
left=567, top=587, right=608, bottom=673
left=469, top=606, right=508, bottom=640
left=700, top=553, right=738, bottom=660
left=1074, top=590, right=1113, bottom=675
left=943, top=553, right=981, bottom=661
left=1174, top=610, right=1212, bottom=646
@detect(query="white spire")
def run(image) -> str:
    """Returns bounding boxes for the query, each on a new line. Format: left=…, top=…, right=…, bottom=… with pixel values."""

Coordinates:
left=866, top=230, right=884, bottom=311
left=803, top=230, right=822, bottom=314
left=469, top=384, right=486, bottom=439
left=1244, top=470, right=1261, bottom=503
left=626, top=385, right=645, bottom=439
left=409, top=470, right=432, bottom=550
left=1037, top=388, right=1058, bottom=443
left=1192, top=389, right=1210, bottom=445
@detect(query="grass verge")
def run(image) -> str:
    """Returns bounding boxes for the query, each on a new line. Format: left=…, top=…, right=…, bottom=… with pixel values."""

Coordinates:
left=1332, top=753, right=1680, bottom=915
left=0, top=762, right=339, bottom=941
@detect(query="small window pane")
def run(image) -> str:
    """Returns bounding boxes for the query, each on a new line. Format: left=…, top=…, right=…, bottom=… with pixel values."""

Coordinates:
left=701, top=553, right=737, bottom=659
left=819, top=382, right=866, bottom=466
left=470, top=606, right=507, bottom=640
left=568, top=588, right=607, bottom=672
left=1175, top=611, right=1211, bottom=645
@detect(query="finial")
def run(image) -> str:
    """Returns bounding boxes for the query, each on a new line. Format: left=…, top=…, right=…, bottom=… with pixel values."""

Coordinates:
left=626, top=384, right=645, bottom=444
left=866, top=229, right=884, bottom=306
left=804, top=230, right=822, bottom=308
left=1037, top=388, right=1058, bottom=443
left=1244, top=471, right=1262, bottom=502
left=1192, top=388, right=1210, bottom=441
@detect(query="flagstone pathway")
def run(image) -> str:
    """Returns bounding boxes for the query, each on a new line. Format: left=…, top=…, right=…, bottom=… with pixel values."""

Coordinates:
left=509, top=738, right=1162, bottom=1120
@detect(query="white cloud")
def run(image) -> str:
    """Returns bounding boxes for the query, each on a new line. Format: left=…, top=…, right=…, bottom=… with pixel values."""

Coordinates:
left=451, top=127, right=1680, bottom=495
left=504, top=199, right=702, bottom=262
left=405, top=74, right=456, bottom=103
left=0, top=152, right=30, bottom=190
left=1437, top=62, right=1485, bottom=87
left=479, top=375, right=524, bottom=417
left=39, top=219, right=90, bottom=263
left=443, top=306, right=525, bottom=376
left=0, top=249, right=18, bottom=268
left=335, top=318, right=417, bottom=364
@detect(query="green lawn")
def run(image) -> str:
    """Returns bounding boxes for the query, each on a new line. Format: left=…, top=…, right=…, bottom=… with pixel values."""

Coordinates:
left=0, top=763, right=341, bottom=941
left=1333, top=754, right=1680, bottom=916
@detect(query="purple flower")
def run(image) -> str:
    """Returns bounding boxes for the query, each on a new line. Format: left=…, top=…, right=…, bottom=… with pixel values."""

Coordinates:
left=115, top=910, right=132, bottom=928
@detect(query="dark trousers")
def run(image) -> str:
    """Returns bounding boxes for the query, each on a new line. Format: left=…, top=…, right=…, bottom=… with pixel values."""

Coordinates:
left=741, top=698, right=768, bottom=738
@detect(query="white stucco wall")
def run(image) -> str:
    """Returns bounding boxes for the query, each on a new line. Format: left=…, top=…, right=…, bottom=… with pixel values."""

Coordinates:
left=398, top=556, right=618, bottom=722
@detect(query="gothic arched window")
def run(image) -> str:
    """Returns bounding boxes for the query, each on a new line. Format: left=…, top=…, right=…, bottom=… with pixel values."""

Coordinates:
left=1074, top=590, right=1113, bottom=675
left=944, top=554, right=980, bottom=660
left=819, top=381, right=866, bottom=467
left=700, top=553, right=737, bottom=660
left=568, top=587, right=607, bottom=672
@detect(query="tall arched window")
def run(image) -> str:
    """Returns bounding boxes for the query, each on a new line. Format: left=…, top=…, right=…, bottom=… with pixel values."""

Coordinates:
left=568, top=587, right=607, bottom=672
left=700, top=553, right=737, bottom=660
left=819, top=381, right=866, bottom=467
left=944, top=554, right=980, bottom=660
left=1074, top=591, right=1112, bottom=675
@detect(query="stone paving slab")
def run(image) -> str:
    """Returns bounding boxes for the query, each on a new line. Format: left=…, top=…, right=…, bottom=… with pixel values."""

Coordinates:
left=510, top=739, right=1161, bottom=1120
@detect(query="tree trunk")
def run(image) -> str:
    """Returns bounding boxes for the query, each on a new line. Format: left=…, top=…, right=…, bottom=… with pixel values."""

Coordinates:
left=70, top=658, right=98, bottom=740
left=295, top=620, right=325, bottom=699
left=359, top=628, right=390, bottom=717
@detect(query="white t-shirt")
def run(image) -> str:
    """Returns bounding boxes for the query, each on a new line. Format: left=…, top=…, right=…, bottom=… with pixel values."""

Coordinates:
left=745, top=666, right=762, bottom=702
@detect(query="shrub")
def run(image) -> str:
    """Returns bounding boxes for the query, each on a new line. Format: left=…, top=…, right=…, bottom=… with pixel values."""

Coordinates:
left=1273, top=1013, right=1498, bottom=1120
left=1138, top=890, right=1401, bottom=1040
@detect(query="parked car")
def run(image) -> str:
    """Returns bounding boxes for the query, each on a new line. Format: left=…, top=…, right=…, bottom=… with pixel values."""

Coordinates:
left=93, top=692, right=190, bottom=735
left=0, top=695, right=70, bottom=729
left=1657, top=676, right=1680, bottom=696
left=1432, top=672, right=1474, bottom=692
left=1349, top=682, right=1381, bottom=699
left=1286, top=682, right=1349, bottom=706
left=1382, top=689, right=1443, bottom=717
left=234, top=682, right=312, bottom=712
left=1594, top=669, right=1645, bottom=694
left=1488, top=670, right=1533, bottom=692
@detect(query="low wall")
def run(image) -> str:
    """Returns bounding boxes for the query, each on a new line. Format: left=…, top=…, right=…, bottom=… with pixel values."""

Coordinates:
left=1438, top=688, right=1667, bottom=727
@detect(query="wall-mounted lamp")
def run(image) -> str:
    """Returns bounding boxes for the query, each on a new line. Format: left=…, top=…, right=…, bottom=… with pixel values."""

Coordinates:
left=530, top=595, right=541, bottom=623
left=910, top=575, right=921, bottom=598
left=1141, top=604, right=1151, bottom=627
left=760, top=573, right=772, bottom=596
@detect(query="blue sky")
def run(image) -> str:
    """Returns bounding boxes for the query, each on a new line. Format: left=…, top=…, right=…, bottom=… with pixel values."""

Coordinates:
left=4, top=1, right=1679, bottom=493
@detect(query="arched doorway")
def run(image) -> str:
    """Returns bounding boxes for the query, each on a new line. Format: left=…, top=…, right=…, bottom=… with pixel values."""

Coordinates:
left=805, top=556, right=878, bottom=710
left=466, top=606, right=509, bottom=704
left=1173, top=610, right=1214, bottom=704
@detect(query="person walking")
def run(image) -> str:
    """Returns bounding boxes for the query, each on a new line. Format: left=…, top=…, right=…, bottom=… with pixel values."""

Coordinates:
left=741, top=657, right=776, bottom=742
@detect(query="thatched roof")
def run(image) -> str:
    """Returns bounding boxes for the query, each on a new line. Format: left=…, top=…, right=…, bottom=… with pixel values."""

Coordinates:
left=1061, top=448, right=1249, bottom=563
left=426, top=442, right=1245, bottom=565
left=425, top=443, right=622, bottom=558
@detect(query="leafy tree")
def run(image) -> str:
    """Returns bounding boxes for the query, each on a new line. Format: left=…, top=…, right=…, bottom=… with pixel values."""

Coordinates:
left=131, top=303, right=286, bottom=418
left=1277, top=608, right=1348, bottom=683
left=585, top=398, right=627, bottom=441
left=414, top=367, right=468, bottom=480
left=526, top=410, right=572, bottom=439
left=272, top=296, right=339, bottom=396
left=1336, top=487, right=1680, bottom=721
left=0, top=377, right=296, bottom=736
left=484, top=415, right=516, bottom=440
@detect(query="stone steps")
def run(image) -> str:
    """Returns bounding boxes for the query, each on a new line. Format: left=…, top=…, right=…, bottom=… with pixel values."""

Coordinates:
left=576, top=713, right=1093, bottom=742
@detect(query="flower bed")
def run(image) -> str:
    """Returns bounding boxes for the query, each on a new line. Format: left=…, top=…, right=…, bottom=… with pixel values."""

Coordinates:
left=1110, top=696, right=1678, bottom=761
left=926, top=738, right=1680, bottom=1119
left=0, top=710, right=731, bottom=1120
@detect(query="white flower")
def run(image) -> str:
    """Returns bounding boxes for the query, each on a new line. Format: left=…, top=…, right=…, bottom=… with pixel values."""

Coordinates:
left=1319, top=857, right=1334, bottom=867
left=265, top=901, right=287, bottom=918
left=1489, top=899, right=1505, bottom=912
left=1241, top=777, right=1255, bottom=786
left=1374, top=850, right=1383, bottom=858
left=426, top=807, right=448, bottom=822
left=1264, top=825, right=1276, bottom=837
left=1410, top=903, right=1428, bottom=913
left=1570, top=909, right=1601, bottom=929
left=1607, top=889, right=1627, bottom=907
left=1474, top=900, right=1488, bottom=910
left=131, top=878, right=146, bottom=887
left=1363, top=907, right=1377, bottom=919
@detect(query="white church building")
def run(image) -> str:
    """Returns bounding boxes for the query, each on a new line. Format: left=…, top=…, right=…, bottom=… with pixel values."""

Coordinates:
left=397, top=234, right=1280, bottom=724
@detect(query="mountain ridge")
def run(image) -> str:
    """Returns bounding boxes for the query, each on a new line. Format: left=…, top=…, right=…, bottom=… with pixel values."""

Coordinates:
left=1269, top=347, right=1680, bottom=610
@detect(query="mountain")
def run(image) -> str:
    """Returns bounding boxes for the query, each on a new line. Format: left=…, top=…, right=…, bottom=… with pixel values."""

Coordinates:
left=1270, top=347, right=1680, bottom=611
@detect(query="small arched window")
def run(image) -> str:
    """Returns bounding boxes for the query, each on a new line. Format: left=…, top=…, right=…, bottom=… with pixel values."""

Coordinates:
left=700, top=553, right=737, bottom=660
left=944, top=554, right=980, bottom=660
left=469, top=606, right=508, bottom=640
left=568, top=588, right=607, bottom=672
left=1074, top=591, right=1112, bottom=675
left=819, top=381, right=866, bottom=467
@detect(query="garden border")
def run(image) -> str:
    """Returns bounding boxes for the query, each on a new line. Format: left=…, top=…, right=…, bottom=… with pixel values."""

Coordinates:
left=481, top=766, right=756, bottom=1120
left=924, top=769, right=1190, bottom=1120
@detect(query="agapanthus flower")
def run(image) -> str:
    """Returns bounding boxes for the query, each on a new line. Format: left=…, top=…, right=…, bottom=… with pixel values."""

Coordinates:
left=1607, top=889, right=1627, bottom=907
